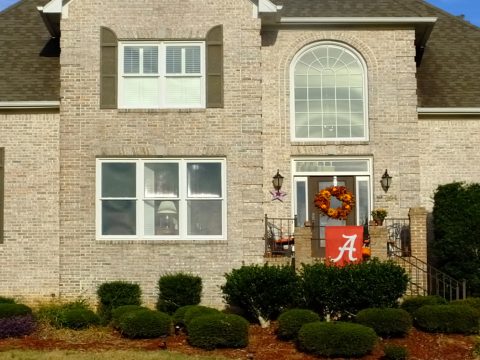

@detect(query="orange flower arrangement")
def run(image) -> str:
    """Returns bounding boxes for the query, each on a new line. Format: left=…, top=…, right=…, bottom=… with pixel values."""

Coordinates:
left=314, top=186, right=355, bottom=220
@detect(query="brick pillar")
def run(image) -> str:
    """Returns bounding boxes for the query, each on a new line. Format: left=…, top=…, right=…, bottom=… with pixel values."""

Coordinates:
left=409, top=207, right=428, bottom=263
left=294, top=226, right=314, bottom=271
left=369, top=225, right=389, bottom=261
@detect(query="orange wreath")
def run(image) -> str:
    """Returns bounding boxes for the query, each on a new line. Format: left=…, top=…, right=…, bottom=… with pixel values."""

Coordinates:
left=314, top=186, right=355, bottom=220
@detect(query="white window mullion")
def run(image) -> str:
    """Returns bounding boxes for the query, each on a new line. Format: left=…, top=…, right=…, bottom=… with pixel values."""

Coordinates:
left=137, top=160, right=144, bottom=238
left=178, top=159, right=187, bottom=239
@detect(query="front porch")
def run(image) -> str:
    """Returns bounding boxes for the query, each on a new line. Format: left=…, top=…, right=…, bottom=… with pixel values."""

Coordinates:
left=263, top=207, right=466, bottom=301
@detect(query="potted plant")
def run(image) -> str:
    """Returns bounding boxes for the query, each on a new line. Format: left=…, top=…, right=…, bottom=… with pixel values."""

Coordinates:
left=371, top=208, right=388, bottom=226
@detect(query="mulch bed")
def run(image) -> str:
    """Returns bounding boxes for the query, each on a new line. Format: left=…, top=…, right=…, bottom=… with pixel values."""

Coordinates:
left=0, top=323, right=476, bottom=360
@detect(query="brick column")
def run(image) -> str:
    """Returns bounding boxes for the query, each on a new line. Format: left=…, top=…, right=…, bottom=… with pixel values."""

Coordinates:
left=369, top=225, right=389, bottom=261
left=294, top=226, right=314, bottom=271
left=409, top=207, right=428, bottom=263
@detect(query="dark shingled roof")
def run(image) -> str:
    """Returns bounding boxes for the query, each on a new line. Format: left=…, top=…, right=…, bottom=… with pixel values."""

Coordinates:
left=275, top=0, right=480, bottom=107
left=0, top=0, right=59, bottom=102
left=0, top=0, right=478, bottom=107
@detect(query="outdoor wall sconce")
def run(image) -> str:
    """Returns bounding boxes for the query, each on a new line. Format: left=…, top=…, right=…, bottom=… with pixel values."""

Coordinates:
left=271, top=169, right=286, bottom=201
left=381, top=169, right=392, bottom=193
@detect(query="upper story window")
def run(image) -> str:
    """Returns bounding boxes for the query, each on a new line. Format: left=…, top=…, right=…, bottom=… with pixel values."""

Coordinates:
left=100, top=25, right=223, bottom=109
left=291, top=43, right=368, bottom=141
left=119, top=42, right=205, bottom=109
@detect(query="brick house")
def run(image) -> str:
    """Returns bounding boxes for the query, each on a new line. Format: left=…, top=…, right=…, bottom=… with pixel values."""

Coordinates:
left=0, top=0, right=479, bottom=306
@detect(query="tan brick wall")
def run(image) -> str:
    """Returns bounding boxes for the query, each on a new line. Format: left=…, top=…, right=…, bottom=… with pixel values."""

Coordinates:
left=57, top=0, right=264, bottom=307
left=419, top=116, right=480, bottom=211
left=0, top=110, right=60, bottom=303
left=261, top=28, right=421, bottom=220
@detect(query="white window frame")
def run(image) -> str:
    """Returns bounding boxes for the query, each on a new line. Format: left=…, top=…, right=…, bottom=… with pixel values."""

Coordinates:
left=96, top=158, right=226, bottom=240
left=118, top=41, right=206, bottom=109
left=290, top=41, right=369, bottom=142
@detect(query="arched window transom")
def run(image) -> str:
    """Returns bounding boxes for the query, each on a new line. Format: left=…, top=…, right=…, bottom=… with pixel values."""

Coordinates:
left=291, top=43, right=368, bottom=141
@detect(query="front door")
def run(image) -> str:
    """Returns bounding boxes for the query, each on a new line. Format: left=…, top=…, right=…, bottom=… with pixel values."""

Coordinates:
left=308, top=176, right=356, bottom=258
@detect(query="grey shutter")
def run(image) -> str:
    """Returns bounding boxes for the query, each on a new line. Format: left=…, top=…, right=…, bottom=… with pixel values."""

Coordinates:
left=0, top=148, right=4, bottom=243
left=100, top=27, right=118, bottom=109
left=206, top=25, right=223, bottom=108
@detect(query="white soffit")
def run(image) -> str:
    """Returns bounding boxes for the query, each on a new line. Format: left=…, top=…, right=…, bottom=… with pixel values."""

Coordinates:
left=418, top=107, right=480, bottom=116
left=0, top=101, right=60, bottom=109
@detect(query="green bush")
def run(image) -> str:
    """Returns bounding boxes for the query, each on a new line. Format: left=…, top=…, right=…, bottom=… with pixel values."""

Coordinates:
left=183, top=305, right=220, bottom=326
left=222, top=264, right=299, bottom=325
left=156, top=273, right=202, bottom=314
left=356, top=308, right=412, bottom=337
left=118, top=309, right=171, bottom=339
left=298, top=321, right=377, bottom=358
left=383, top=345, right=408, bottom=360
left=59, top=308, right=100, bottom=330
left=0, top=304, right=32, bottom=319
left=414, top=304, right=479, bottom=334
left=172, top=305, right=198, bottom=327
left=450, top=297, right=480, bottom=313
left=432, top=182, right=480, bottom=296
left=97, top=281, right=142, bottom=322
left=187, top=313, right=249, bottom=350
left=400, top=295, right=447, bottom=315
left=300, top=259, right=408, bottom=319
left=111, top=305, right=149, bottom=329
left=277, top=309, right=321, bottom=340
left=0, top=296, right=15, bottom=304
left=36, top=300, right=94, bottom=328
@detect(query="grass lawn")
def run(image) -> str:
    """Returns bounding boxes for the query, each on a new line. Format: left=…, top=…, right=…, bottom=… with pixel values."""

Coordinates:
left=0, top=350, right=232, bottom=360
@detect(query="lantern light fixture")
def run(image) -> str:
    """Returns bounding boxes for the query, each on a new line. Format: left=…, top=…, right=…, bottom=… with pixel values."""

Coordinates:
left=381, top=169, right=392, bottom=193
left=272, top=169, right=284, bottom=193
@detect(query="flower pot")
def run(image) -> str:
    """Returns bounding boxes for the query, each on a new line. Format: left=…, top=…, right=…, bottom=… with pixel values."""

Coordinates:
left=373, top=217, right=384, bottom=226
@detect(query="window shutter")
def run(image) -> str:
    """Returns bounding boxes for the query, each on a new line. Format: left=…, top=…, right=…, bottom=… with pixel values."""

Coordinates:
left=100, top=27, right=118, bottom=109
left=206, top=25, right=223, bottom=108
left=0, top=148, right=4, bottom=243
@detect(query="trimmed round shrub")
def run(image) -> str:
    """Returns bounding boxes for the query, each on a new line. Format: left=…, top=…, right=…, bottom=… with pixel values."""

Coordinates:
left=298, top=321, right=377, bottom=358
left=118, top=309, right=171, bottom=339
left=111, top=305, right=149, bottom=329
left=97, top=281, right=142, bottom=322
left=0, top=303, right=32, bottom=319
left=0, top=296, right=15, bottom=304
left=414, top=304, right=479, bottom=334
left=450, top=297, right=480, bottom=313
left=277, top=309, right=321, bottom=340
left=400, top=295, right=447, bottom=315
left=356, top=308, right=412, bottom=337
left=0, top=314, right=36, bottom=338
left=183, top=305, right=221, bottom=326
left=222, top=264, right=299, bottom=325
left=187, top=313, right=249, bottom=350
left=59, top=308, right=100, bottom=329
left=172, top=305, right=198, bottom=327
left=383, top=345, right=408, bottom=360
left=157, top=273, right=202, bottom=314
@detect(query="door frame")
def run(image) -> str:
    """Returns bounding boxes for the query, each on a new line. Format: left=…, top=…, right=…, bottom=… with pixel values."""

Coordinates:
left=291, top=157, right=373, bottom=226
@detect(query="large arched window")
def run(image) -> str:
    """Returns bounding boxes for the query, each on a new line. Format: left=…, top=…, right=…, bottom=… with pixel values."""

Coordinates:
left=291, top=43, right=368, bottom=141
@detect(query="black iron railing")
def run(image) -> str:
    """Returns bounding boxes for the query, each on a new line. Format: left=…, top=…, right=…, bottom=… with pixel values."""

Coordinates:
left=385, top=218, right=466, bottom=300
left=389, top=243, right=466, bottom=300
left=264, top=215, right=296, bottom=257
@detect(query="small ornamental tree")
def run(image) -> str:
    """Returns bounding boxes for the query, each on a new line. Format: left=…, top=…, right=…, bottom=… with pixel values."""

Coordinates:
left=300, top=259, right=408, bottom=319
left=222, top=264, right=299, bottom=327
left=432, top=182, right=480, bottom=296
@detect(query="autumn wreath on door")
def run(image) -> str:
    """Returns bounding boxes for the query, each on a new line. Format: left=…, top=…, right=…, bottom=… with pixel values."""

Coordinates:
left=314, top=186, right=355, bottom=220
